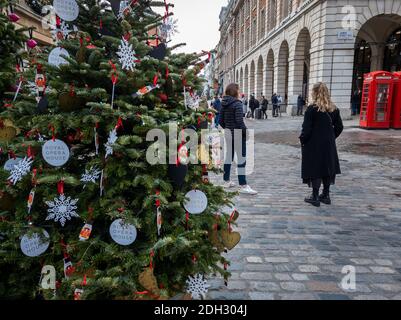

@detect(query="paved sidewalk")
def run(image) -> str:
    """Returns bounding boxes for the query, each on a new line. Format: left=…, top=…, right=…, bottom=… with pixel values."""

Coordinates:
left=209, top=116, right=401, bottom=300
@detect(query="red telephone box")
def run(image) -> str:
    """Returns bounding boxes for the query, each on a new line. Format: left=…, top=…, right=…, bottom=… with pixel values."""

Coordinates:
left=391, top=72, right=401, bottom=129
left=360, top=71, right=394, bottom=129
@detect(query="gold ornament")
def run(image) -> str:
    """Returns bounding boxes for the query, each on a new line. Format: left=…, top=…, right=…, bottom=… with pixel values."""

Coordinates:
left=138, top=268, right=159, bottom=294
left=0, top=119, right=19, bottom=142
left=59, top=92, right=86, bottom=112
left=208, top=228, right=225, bottom=253
left=220, top=230, right=241, bottom=250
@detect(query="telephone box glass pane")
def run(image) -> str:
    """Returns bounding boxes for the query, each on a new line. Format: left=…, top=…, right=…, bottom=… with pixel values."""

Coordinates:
left=375, top=84, right=389, bottom=122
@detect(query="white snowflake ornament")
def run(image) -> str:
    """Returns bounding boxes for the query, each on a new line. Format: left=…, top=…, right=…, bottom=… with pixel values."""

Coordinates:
left=184, top=92, right=200, bottom=109
left=186, top=274, right=210, bottom=300
left=51, top=21, right=77, bottom=41
left=8, top=157, right=33, bottom=185
left=45, top=194, right=79, bottom=227
left=159, top=17, right=178, bottom=41
left=117, top=38, right=137, bottom=71
left=105, top=128, right=118, bottom=158
left=81, top=166, right=101, bottom=185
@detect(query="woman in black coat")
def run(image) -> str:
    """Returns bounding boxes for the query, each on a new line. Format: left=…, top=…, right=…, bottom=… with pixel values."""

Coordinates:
left=300, top=82, right=344, bottom=207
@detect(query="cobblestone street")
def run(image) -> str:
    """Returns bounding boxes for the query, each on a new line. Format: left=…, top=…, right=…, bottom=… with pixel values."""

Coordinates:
left=209, top=115, right=401, bottom=300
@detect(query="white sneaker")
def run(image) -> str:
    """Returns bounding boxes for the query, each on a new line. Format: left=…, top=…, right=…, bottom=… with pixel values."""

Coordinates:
left=223, top=181, right=236, bottom=188
left=239, top=185, right=258, bottom=195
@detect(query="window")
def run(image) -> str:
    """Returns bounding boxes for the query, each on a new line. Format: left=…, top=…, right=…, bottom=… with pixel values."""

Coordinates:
left=269, top=0, right=277, bottom=31
left=281, top=0, right=291, bottom=21
left=259, top=9, right=266, bottom=39
left=252, top=19, right=257, bottom=46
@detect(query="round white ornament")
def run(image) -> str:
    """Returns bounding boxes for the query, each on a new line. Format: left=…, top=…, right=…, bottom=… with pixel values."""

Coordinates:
left=48, top=47, right=70, bottom=67
left=20, top=229, right=50, bottom=257
left=42, top=139, right=70, bottom=167
left=109, top=219, right=137, bottom=246
left=183, top=190, right=208, bottom=214
left=53, top=0, right=79, bottom=22
left=4, top=157, right=23, bottom=171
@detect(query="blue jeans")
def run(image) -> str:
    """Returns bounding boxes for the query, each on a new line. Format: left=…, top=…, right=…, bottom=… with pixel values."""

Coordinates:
left=215, top=113, right=220, bottom=128
left=223, top=134, right=247, bottom=185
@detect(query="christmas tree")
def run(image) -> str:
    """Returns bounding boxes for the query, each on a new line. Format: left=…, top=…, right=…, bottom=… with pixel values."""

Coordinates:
left=0, top=0, right=27, bottom=105
left=0, top=0, right=240, bottom=300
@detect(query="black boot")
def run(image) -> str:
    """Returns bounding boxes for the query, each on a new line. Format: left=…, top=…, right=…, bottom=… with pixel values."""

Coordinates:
left=319, top=188, right=331, bottom=205
left=305, top=189, right=320, bottom=207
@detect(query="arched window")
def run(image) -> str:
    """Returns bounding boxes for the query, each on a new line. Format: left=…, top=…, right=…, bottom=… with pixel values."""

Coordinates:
left=384, top=28, right=401, bottom=72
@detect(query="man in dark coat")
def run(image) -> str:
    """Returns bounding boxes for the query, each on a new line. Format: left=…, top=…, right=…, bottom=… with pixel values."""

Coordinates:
left=297, top=95, right=305, bottom=116
left=248, top=94, right=257, bottom=119
left=271, top=93, right=279, bottom=117
left=261, top=96, right=268, bottom=119
left=300, top=105, right=343, bottom=206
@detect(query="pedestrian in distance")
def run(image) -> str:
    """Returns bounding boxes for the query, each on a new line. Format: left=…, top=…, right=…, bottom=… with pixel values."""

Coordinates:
left=351, top=88, right=361, bottom=116
left=220, top=83, right=258, bottom=195
left=241, top=94, right=248, bottom=117
left=211, top=95, right=222, bottom=128
left=297, top=95, right=305, bottom=116
left=261, top=95, right=268, bottom=119
left=248, top=94, right=257, bottom=119
left=300, top=82, right=344, bottom=207
left=271, top=93, right=279, bottom=117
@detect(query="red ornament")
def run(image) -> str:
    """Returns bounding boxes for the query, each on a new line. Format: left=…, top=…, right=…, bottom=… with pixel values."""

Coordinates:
left=158, top=93, right=168, bottom=103
left=8, top=12, right=20, bottom=22
left=27, top=39, right=38, bottom=49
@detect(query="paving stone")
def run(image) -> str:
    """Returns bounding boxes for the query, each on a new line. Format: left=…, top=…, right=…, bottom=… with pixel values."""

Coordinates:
left=249, top=292, right=275, bottom=300
left=280, top=282, right=306, bottom=292
left=369, top=266, right=396, bottom=274
left=350, top=258, right=374, bottom=265
left=292, top=273, right=309, bottom=281
left=249, top=281, right=281, bottom=292
left=265, top=257, right=290, bottom=263
left=374, top=259, right=393, bottom=266
left=274, top=273, right=292, bottom=281
left=306, top=281, right=341, bottom=292
left=371, top=283, right=401, bottom=292
left=246, top=256, right=263, bottom=263
left=298, top=265, right=320, bottom=273
left=240, top=272, right=272, bottom=280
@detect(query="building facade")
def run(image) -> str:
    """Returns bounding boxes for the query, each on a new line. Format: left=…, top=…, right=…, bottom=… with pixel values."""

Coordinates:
left=217, top=0, right=401, bottom=116
left=14, top=0, right=53, bottom=45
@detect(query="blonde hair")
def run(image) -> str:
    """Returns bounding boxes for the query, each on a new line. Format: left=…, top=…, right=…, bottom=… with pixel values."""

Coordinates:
left=310, top=82, right=337, bottom=112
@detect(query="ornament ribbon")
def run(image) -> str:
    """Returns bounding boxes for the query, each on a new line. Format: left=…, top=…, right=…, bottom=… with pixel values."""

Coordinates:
left=57, top=180, right=64, bottom=195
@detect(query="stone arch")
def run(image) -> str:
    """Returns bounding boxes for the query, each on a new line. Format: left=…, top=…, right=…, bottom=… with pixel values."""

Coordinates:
left=292, top=27, right=311, bottom=99
left=256, top=55, right=264, bottom=98
left=250, top=60, right=256, bottom=96
left=277, top=41, right=289, bottom=102
left=266, top=49, right=275, bottom=98
left=351, top=12, right=401, bottom=111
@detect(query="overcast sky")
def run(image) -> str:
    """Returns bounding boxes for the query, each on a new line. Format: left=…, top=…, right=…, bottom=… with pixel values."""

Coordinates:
left=154, top=0, right=229, bottom=54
